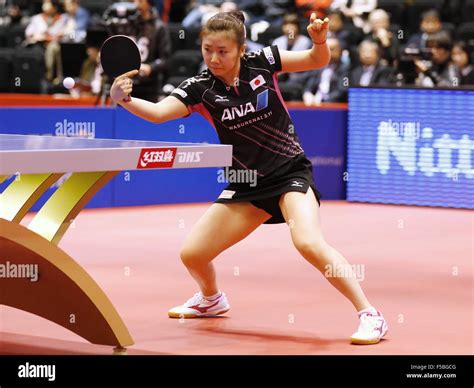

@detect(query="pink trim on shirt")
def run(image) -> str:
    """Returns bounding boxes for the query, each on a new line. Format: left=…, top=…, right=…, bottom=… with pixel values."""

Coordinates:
left=190, top=102, right=216, bottom=129
left=272, top=73, right=290, bottom=116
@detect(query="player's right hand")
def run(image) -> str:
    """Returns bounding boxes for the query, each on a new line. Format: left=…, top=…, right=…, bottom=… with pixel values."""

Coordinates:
left=110, top=70, right=139, bottom=103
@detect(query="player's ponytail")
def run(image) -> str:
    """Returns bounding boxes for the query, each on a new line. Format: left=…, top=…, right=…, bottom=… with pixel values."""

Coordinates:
left=228, top=11, right=245, bottom=25
left=201, top=11, right=246, bottom=47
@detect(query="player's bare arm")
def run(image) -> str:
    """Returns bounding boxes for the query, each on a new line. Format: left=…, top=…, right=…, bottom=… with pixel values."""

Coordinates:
left=280, top=13, right=331, bottom=73
left=110, top=69, right=189, bottom=124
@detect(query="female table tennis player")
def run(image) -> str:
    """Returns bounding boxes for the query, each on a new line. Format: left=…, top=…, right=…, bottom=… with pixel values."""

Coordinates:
left=110, top=11, right=387, bottom=345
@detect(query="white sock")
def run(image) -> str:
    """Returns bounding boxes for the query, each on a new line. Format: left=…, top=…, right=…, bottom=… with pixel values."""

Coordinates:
left=203, top=291, right=221, bottom=301
left=357, top=306, right=377, bottom=316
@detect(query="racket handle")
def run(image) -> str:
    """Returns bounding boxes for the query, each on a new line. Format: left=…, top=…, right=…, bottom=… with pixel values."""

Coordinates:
left=123, top=95, right=132, bottom=103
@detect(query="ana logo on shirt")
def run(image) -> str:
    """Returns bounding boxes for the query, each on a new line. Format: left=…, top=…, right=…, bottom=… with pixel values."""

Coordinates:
left=221, top=90, right=269, bottom=121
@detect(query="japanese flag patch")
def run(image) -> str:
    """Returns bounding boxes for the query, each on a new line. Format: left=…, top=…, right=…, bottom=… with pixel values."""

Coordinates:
left=250, top=75, right=266, bottom=91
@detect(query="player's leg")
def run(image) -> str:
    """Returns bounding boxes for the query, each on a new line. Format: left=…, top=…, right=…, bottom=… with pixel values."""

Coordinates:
left=168, top=202, right=271, bottom=318
left=180, top=202, right=270, bottom=295
left=279, top=189, right=387, bottom=344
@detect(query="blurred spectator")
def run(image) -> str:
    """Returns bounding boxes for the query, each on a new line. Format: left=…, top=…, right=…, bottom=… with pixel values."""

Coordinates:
left=326, top=10, right=353, bottom=51
left=303, top=38, right=349, bottom=104
left=405, top=9, right=443, bottom=51
left=25, top=0, right=62, bottom=45
left=262, top=0, right=292, bottom=26
left=0, top=4, right=29, bottom=27
left=182, top=0, right=221, bottom=28
left=366, top=9, right=399, bottom=66
left=245, top=37, right=264, bottom=52
left=80, top=45, right=101, bottom=93
left=451, top=41, right=474, bottom=86
left=51, top=0, right=90, bottom=42
left=41, top=0, right=90, bottom=83
left=25, top=0, right=64, bottom=82
left=68, top=44, right=102, bottom=97
left=272, top=14, right=312, bottom=101
left=330, top=0, right=377, bottom=33
left=415, top=31, right=460, bottom=87
left=165, top=0, right=195, bottom=23
left=296, top=0, right=333, bottom=19
left=133, top=0, right=171, bottom=101
left=350, top=40, right=393, bottom=86
left=272, top=14, right=312, bottom=51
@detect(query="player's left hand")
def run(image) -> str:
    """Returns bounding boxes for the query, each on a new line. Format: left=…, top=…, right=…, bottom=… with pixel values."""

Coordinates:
left=307, top=13, right=329, bottom=45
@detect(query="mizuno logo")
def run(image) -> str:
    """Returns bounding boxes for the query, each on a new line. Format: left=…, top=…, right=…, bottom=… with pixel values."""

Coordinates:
left=188, top=300, right=220, bottom=313
left=215, top=95, right=229, bottom=102
left=291, top=181, right=304, bottom=187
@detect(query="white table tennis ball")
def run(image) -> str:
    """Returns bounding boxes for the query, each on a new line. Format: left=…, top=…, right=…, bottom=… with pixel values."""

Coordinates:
left=63, top=77, right=75, bottom=90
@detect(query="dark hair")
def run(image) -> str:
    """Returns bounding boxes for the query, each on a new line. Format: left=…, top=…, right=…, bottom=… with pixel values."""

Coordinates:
left=421, top=9, right=441, bottom=22
left=427, top=31, right=452, bottom=51
left=359, top=39, right=382, bottom=58
left=453, top=41, right=472, bottom=65
left=47, top=0, right=61, bottom=9
left=201, top=11, right=246, bottom=47
left=282, top=14, right=300, bottom=34
left=283, top=14, right=299, bottom=25
left=328, top=10, right=345, bottom=23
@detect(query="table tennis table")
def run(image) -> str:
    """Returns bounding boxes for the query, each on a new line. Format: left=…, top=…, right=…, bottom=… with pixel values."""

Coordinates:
left=0, top=134, right=232, bottom=353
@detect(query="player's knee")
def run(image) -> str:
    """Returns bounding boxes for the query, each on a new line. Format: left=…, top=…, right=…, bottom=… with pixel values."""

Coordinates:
left=179, top=246, right=196, bottom=267
left=179, top=245, right=209, bottom=268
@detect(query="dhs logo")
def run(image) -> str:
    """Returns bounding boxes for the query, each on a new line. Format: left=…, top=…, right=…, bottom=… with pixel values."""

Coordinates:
left=222, top=90, right=269, bottom=121
left=137, top=148, right=177, bottom=169
left=176, top=151, right=203, bottom=163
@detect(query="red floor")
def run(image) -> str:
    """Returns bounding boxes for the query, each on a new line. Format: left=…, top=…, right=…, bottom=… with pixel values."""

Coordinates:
left=1, top=201, right=472, bottom=355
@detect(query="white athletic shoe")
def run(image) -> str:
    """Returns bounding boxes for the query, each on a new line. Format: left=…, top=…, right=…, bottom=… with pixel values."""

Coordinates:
left=350, top=307, right=388, bottom=345
left=168, top=292, right=230, bottom=318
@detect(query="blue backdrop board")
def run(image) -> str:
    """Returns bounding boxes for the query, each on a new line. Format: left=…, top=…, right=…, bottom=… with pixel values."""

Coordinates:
left=0, top=108, right=115, bottom=210
left=290, top=108, right=347, bottom=200
left=347, top=88, right=474, bottom=209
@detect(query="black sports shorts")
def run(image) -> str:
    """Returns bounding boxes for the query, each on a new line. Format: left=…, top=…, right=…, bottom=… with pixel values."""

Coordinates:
left=214, top=153, right=322, bottom=224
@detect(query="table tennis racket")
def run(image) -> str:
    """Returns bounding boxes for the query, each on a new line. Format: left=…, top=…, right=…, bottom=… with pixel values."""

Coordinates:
left=100, top=35, right=141, bottom=102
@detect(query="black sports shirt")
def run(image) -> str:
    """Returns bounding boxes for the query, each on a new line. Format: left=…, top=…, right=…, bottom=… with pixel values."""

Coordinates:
left=170, top=45, right=304, bottom=179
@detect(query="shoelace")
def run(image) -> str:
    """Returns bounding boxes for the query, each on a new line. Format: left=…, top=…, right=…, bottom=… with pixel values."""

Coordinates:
left=185, top=292, right=204, bottom=306
left=185, top=292, right=222, bottom=307
left=186, top=292, right=217, bottom=306
left=358, top=313, right=383, bottom=333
